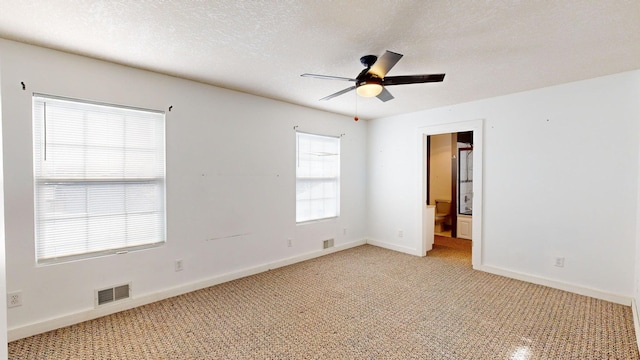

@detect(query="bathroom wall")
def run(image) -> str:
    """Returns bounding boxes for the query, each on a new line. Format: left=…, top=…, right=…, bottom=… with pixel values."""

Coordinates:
left=428, top=133, right=451, bottom=204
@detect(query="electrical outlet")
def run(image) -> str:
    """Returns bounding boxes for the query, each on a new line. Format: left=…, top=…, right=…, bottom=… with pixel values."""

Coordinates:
left=8, top=291, right=22, bottom=308
left=398, top=230, right=404, bottom=238
left=287, top=238, right=293, bottom=247
left=175, top=259, right=184, bottom=272
left=343, top=228, right=347, bottom=235
left=554, top=257, right=565, bottom=268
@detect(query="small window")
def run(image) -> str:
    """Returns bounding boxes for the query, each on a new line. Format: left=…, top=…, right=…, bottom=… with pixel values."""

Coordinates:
left=296, top=132, right=340, bottom=223
left=32, top=94, right=166, bottom=264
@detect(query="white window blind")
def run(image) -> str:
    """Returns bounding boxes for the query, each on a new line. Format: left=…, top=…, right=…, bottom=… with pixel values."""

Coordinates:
left=33, top=94, right=166, bottom=264
left=296, top=132, right=340, bottom=223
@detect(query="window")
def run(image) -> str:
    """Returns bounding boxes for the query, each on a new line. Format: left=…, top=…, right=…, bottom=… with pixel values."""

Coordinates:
left=296, top=132, right=340, bottom=223
left=33, top=94, right=166, bottom=264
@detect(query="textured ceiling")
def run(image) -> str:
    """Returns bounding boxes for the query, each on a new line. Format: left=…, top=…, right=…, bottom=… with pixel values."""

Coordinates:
left=1, top=1, right=639, bottom=120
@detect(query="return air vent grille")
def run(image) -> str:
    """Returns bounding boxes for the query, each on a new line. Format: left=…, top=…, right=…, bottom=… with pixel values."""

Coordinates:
left=97, top=288, right=113, bottom=305
left=96, top=283, right=131, bottom=307
left=323, top=239, right=334, bottom=249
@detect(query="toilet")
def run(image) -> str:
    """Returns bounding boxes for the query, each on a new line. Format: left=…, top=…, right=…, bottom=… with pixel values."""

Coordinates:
left=434, top=199, right=451, bottom=233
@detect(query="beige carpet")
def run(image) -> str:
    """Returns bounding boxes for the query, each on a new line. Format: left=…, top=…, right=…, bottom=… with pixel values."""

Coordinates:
left=9, top=241, right=640, bottom=359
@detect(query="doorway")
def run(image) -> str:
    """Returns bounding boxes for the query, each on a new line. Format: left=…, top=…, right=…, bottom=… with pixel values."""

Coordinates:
left=419, top=120, right=483, bottom=268
left=427, top=131, right=473, bottom=238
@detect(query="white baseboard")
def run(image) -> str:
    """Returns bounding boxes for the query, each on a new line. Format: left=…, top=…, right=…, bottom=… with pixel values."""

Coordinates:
left=366, top=238, right=421, bottom=256
left=477, top=264, right=632, bottom=306
left=366, top=241, right=631, bottom=305
left=8, top=239, right=367, bottom=342
left=633, top=299, right=640, bottom=355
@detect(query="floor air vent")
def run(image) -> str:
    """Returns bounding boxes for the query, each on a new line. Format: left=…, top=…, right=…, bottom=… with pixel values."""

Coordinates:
left=96, top=283, right=131, bottom=307
left=323, top=239, right=334, bottom=249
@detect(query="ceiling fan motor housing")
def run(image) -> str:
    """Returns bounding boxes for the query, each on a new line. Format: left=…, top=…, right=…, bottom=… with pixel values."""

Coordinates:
left=356, top=76, right=381, bottom=87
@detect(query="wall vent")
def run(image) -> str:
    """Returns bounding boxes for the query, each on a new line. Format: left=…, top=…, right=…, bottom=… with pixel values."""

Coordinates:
left=323, top=239, right=334, bottom=249
left=96, top=283, right=131, bottom=307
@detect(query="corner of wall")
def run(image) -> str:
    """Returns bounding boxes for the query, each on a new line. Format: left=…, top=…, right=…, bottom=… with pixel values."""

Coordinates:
left=366, top=238, right=423, bottom=257
left=0, top=52, right=10, bottom=358
left=633, top=299, right=640, bottom=354
left=634, top=74, right=640, bottom=354
left=477, top=264, right=632, bottom=306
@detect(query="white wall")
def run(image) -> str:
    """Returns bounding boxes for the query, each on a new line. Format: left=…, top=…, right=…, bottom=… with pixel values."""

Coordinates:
left=0, top=39, right=367, bottom=339
left=635, top=95, right=640, bottom=345
left=429, top=134, right=451, bottom=205
left=368, top=70, right=640, bottom=302
left=2, top=37, right=639, bottom=345
left=0, top=50, right=9, bottom=359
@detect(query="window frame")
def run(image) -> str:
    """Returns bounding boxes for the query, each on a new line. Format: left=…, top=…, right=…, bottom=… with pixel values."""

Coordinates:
left=295, top=131, right=341, bottom=223
left=32, top=93, right=167, bottom=265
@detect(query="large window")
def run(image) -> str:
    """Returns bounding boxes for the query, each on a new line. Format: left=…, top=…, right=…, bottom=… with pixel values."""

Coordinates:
left=296, top=132, right=340, bottom=223
left=33, top=94, right=166, bottom=264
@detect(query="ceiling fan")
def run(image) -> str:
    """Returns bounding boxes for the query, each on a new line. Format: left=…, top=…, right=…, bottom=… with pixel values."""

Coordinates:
left=301, top=50, right=445, bottom=102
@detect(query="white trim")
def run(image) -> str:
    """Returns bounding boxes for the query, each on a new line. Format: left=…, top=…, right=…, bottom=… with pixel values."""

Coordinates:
left=633, top=299, right=640, bottom=355
left=368, top=240, right=633, bottom=306
left=295, top=131, right=341, bottom=223
left=422, top=205, right=435, bottom=255
left=7, top=239, right=366, bottom=341
left=366, top=238, right=422, bottom=256
left=477, top=264, right=632, bottom=306
left=417, top=119, right=483, bottom=267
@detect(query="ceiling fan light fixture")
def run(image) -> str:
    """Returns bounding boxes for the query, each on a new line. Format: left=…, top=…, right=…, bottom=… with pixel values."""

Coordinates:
left=356, top=82, right=383, bottom=97
left=304, top=50, right=445, bottom=102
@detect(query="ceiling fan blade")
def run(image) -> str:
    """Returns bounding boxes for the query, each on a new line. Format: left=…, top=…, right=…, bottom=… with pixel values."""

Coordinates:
left=376, top=87, right=394, bottom=102
left=319, top=86, right=356, bottom=101
left=301, top=73, right=356, bottom=82
left=368, top=50, right=403, bottom=78
left=383, top=74, right=445, bottom=86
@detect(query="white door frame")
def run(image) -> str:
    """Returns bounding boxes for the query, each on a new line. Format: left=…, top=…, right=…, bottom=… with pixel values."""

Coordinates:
left=417, top=119, right=483, bottom=268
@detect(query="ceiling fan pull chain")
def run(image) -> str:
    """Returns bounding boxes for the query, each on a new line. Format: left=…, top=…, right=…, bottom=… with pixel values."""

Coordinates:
left=354, top=90, right=359, bottom=121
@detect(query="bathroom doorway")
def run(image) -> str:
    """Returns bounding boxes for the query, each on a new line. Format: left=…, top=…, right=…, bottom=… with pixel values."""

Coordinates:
left=419, top=120, right=483, bottom=268
left=427, top=131, right=473, bottom=239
